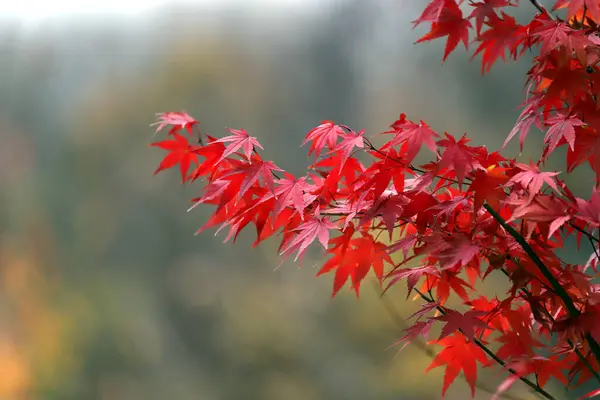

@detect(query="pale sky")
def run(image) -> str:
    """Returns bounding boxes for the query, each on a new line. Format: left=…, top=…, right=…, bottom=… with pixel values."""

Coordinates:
left=1, top=0, right=314, bottom=21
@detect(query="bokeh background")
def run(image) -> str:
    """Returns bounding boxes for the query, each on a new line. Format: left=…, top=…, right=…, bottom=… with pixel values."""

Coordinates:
left=0, top=1, right=596, bottom=399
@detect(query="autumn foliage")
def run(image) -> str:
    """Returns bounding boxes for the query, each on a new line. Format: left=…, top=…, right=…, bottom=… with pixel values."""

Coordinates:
left=150, top=1, right=600, bottom=398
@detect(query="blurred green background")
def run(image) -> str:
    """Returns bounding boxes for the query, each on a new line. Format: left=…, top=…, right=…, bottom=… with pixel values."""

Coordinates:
left=0, top=1, right=595, bottom=399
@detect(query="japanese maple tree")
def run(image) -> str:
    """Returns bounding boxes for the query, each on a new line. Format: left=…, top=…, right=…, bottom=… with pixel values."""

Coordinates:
left=149, top=0, right=600, bottom=398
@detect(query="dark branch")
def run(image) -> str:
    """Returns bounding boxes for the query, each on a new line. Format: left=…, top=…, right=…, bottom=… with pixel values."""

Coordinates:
left=529, top=0, right=555, bottom=19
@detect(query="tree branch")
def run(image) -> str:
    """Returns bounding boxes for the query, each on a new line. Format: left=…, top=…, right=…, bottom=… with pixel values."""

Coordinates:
left=484, top=203, right=600, bottom=367
left=529, top=0, right=554, bottom=19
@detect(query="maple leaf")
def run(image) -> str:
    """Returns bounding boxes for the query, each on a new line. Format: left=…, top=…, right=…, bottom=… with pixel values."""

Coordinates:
left=419, top=233, right=481, bottom=270
left=345, top=239, right=392, bottom=296
left=279, top=217, right=336, bottom=263
left=272, top=173, right=312, bottom=221
left=541, top=59, right=591, bottom=106
left=493, top=356, right=568, bottom=400
left=310, top=153, right=365, bottom=201
left=232, top=158, right=283, bottom=197
left=567, top=125, right=600, bottom=176
left=467, top=296, right=511, bottom=334
left=435, top=309, right=490, bottom=342
left=188, top=136, right=226, bottom=182
left=509, top=194, right=571, bottom=238
left=366, top=194, right=409, bottom=240
left=317, top=234, right=392, bottom=296
left=415, top=0, right=472, bottom=61
left=432, top=271, right=473, bottom=304
left=436, top=133, right=482, bottom=185
left=531, top=18, right=573, bottom=56
left=151, top=111, right=197, bottom=135
left=543, top=113, right=585, bottom=157
left=508, top=162, right=559, bottom=198
left=495, top=321, right=545, bottom=360
left=392, top=320, right=434, bottom=353
left=362, top=147, right=407, bottom=197
left=386, top=266, right=441, bottom=298
left=334, top=129, right=365, bottom=170
left=191, top=173, right=246, bottom=214
left=468, top=165, right=510, bottom=211
left=469, top=0, right=518, bottom=35
left=425, top=333, right=489, bottom=397
left=471, top=11, right=524, bottom=74
left=151, top=132, right=199, bottom=182
left=413, top=0, right=451, bottom=27
left=387, top=234, right=419, bottom=260
left=302, top=120, right=346, bottom=157
left=553, top=0, right=600, bottom=23
left=427, top=194, right=470, bottom=216
left=389, top=120, right=439, bottom=163
left=503, top=93, right=544, bottom=151
left=215, top=128, right=264, bottom=164
left=408, top=301, right=442, bottom=322
left=575, top=191, right=600, bottom=227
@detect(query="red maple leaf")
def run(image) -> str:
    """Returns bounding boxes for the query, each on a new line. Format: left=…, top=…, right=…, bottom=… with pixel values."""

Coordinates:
left=334, top=129, right=365, bottom=169
left=436, top=133, right=482, bottom=185
left=468, top=165, right=510, bottom=210
left=151, top=111, right=197, bottom=136
left=492, top=356, right=568, bottom=399
left=302, top=120, right=346, bottom=157
left=419, top=233, right=481, bottom=271
left=232, top=157, right=283, bottom=197
left=272, top=173, right=312, bottom=221
left=531, top=18, right=573, bottom=56
left=575, top=191, right=600, bottom=227
left=188, top=136, right=226, bottom=182
left=471, top=11, right=524, bottom=74
left=413, top=0, right=452, bottom=27
left=435, top=309, right=490, bottom=342
left=151, top=132, right=200, bottom=182
left=553, top=0, right=600, bottom=23
left=279, top=217, right=336, bottom=263
left=425, top=333, right=489, bottom=397
left=389, top=120, right=439, bottom=163
left=567, top=125, right=600, bottom=175
left=508, top=162, right=559, bottom=198
left=469, top=0, right=518, bottom=35
left=362, top=147, right=408, bottom=198
left=386, top=266, right=441, bottom=298
left=317, top=234, right=392, bottom=296
left=392, top=320, right=434, bottom=353
left=415, top=0, right=472, bottom=61
left=543, top=113, right=585, bottom=156
left=503, top=95, right=544, bottom=151
left=509, top=194, right=572, bottom=238
left=215, top=128, right=264, bottom=164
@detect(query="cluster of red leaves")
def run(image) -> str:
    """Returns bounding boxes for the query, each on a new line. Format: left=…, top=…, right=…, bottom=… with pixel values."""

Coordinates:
left=150, top=1, right=600, bottom=399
